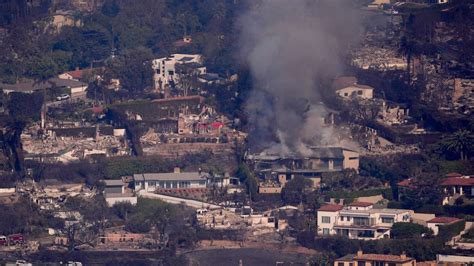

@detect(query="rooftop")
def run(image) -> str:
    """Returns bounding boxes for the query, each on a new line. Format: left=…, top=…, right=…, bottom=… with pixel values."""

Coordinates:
left=340, top=208, right=411, bottom=215
left=0, top=78, right=87, bottom=93
left=349, top=202, right=373, bottom=207
left=318, top=204, right=344, bottom=212
left=427, top=217, right=463, bottom=224
left=397, top=178, right=415, bottom=188
left=440, top=177, right=474, bottom=186
left=248, top=147, right=357, bottom=161
left=134, top=172, right=209, bottom=182
left=354, top=253, right=413, bottom=263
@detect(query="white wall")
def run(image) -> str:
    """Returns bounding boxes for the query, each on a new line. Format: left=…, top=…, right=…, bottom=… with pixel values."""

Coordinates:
left=317, top=211, right=338, bottom=236
left=105, top=196, right=137, bottom=207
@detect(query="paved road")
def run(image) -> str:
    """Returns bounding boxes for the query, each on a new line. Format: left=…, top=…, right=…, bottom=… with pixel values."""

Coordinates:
left=138, top=191, right=221, bottom=209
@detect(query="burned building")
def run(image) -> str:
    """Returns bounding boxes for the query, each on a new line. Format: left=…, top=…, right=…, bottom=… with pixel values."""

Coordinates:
left=247, top=147, right=359, bottom=186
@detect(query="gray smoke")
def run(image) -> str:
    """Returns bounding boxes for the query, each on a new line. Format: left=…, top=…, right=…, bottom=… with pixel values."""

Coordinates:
left=239, top=0, right=362, bottom=155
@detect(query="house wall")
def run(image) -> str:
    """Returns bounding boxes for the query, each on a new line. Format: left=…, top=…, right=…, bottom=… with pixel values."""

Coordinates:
left=143, top=179, right=206, bottom=191
left=342, top=150, right=360, bottom=171
left=412, top=213, right=436, bottom=227
left=105, top=186, right=123, bottom=194
left=336, top=86, right=374, bottom=99
left=427, top=222, right=441, bottom=235
left=70, top=85, right=87, bottom=97
left=105, top=195, right=137, bottom=207
left=317, top=210, right=338, bottom=236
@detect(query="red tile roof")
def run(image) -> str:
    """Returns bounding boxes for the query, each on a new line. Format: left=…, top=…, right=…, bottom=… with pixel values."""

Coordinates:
left=349, top=202, right=373, bottom=207
left=355, top=254, right=413, bottom=263
left=318, top=204, right=343, bottom=212
left=440, top=177, right=474, bottom=186
left=427, top=217, right=463, bottom=224
left=65, top=69, right=84, bottom=79
left=446, top=172, right=463, bottom=178
left=397, top=178, right=416, bottom=188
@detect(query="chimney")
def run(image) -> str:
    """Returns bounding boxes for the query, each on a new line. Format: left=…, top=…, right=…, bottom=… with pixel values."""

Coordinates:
left=174, top=167, right=181, bottom=174
left=400, top=252, right=407, bottom=260
left=357, top=250, right=363, bottom=257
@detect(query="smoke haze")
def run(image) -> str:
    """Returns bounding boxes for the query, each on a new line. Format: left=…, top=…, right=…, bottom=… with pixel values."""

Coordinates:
left=239, top=0, right=363, bottom=155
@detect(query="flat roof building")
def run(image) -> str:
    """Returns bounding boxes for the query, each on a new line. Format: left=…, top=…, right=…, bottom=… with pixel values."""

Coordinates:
left=133, top=168, right=209, bottom=192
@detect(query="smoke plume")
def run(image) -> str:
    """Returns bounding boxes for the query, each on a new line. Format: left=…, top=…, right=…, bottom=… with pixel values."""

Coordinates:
left=239, top=0, right=362, bottom=155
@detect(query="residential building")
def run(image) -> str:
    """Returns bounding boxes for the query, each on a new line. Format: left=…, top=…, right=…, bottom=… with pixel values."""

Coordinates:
left=317, top=203, right=413, bottom=240
left=133, top=168, right=209, bottom=192
left=247, top=147, right=360, bottom=180
left=46, top=10, right=82, bottom=33
left=336, top=84, right=374, bottom=100
left=104, top=179, right=137, bottom=207
left=58, top=67, right=103, bottom=82
left=426, top=217, right=463, bottom=236
left=440, top=174, right=474, bottom=204
left=332, top=76, right=374, bottom=100
left=151, top=54, right=206, bottom=93
left=0, top=78, right=87, bottom=98
left=334, top=251, right=416, bottom=266
left=398, top=174, right=474, bottom=205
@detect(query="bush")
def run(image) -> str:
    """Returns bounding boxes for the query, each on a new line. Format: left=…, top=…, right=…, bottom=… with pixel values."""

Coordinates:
left=391, top=222, right=432, bottom=239
left=438, top=220, right=466, bottom=241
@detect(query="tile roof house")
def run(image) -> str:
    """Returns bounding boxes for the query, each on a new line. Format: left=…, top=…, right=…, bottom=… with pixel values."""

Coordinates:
left=317, top=203, right=413, bottom=240
left=440, top=175, right=474, bottom=204
left=335, top=251, right=415, bottom=266
left=427, top=216, right=464, bottom=236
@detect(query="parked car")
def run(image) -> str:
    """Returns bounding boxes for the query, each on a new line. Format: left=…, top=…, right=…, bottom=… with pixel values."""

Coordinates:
left=56, top=94, right=70, bottom=101
left=0, top=235, right=7, bottom=246
left=8, top=234, right=24, bottom=245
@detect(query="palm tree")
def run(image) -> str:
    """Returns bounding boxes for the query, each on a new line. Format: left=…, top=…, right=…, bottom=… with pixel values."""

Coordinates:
left=441, top=130, right=473, bottom=160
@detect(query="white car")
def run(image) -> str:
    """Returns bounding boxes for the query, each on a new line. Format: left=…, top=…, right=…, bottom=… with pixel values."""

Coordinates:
left=56, top=94, right=70, bottom=101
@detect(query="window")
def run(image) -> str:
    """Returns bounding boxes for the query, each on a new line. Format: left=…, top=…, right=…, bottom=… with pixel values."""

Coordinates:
left=353, top=217, right=369, bottom=226
left=338, top=263, right=345, bottom=266
left=322, top=216, right=331, bottom=223
left=373, top=261, right=384, bottom=266
left=381, top=217, right=394, bottom=224
left=357, top=90, right=363, bottom=95
left=357, top=261, right=365, bottom=266
left=323, top=228, right=330, bottom=235
left=168, top=70, right=174, bottom=75
left=349, top=263, right=353, bottom=266
left=340, top=216, right=344, bottom=221
left=388, top=263, right=395, bottom=266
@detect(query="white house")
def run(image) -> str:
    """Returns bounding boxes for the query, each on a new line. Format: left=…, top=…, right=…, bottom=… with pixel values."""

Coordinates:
left=133, top=168, right=209, bottom=192
left=151, top=54, right=206, bottom=93
left=336, top=84, right=374, bottom=100
left=317, top=202, right=413, bottom=240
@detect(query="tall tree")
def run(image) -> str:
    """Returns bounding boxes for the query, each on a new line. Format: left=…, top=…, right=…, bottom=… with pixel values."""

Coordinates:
left=441, top=130, right=473, bottom=160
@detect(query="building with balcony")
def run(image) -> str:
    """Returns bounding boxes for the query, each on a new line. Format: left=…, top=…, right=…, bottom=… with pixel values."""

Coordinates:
left=151, top=54, right=206, bottom=93
left=317, top=202, right=413, bottom=240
